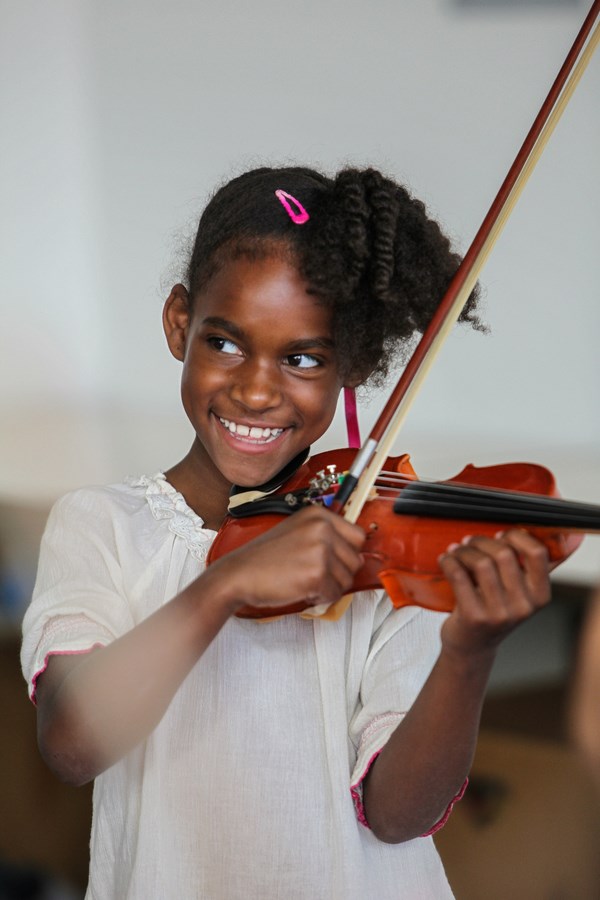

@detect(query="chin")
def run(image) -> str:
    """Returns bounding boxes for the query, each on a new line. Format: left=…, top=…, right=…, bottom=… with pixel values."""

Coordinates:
left=228, top=463, right=281, bottom=489
left=214, top=438, right=298, bottom=489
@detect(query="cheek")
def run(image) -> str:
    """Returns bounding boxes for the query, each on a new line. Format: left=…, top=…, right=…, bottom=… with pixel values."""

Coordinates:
left=298, top=381, right=341, bottom=428
left=180, top=360, right=213, bottom=421
left=181, top=352, right=221, bottom=398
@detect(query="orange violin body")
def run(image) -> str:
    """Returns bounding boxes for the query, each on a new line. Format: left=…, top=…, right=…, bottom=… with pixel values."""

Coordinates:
left=206, top=449, right=585, bottom=619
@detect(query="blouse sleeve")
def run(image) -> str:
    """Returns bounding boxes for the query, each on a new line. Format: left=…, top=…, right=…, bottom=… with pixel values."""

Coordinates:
left=21, top=488, right=135, bottom=701
left=348, top=604, right=451, bottom=828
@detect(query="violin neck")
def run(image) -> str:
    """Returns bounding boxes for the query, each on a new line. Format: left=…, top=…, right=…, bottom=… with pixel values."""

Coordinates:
left=394, top=481, right=600, bottom=532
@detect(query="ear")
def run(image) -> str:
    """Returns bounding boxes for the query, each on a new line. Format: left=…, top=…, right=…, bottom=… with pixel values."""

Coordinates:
left=342, top=365, right=370, bottom=390
left=341, top=359, right=372, bottom=391
left=163, top=284, right=191, bottom=362
left=342, top=374, right=363, bottom=390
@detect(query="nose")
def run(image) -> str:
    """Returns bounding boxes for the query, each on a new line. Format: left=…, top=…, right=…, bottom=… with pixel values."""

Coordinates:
left=229, top=359, right=283, bottom=412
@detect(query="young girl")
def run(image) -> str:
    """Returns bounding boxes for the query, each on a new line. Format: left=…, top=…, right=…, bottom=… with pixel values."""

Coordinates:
left=21, top=166, right=551, bottom=899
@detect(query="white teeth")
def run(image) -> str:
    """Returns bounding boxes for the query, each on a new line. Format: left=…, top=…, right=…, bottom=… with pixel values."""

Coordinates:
left=219, top=417, right=283, bottom=441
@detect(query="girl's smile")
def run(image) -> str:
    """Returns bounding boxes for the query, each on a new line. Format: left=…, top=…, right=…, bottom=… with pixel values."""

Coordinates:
left=163, top=252, right=347, bottom=522
left=217, top=416, right=284, bottom=444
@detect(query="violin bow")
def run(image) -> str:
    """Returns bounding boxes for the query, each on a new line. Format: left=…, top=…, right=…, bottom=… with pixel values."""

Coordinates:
left=335, top=0, right=600, bottom=525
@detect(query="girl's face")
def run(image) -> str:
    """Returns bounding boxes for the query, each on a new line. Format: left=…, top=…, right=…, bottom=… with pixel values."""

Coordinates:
left=166, top=254, right=345, bottom=492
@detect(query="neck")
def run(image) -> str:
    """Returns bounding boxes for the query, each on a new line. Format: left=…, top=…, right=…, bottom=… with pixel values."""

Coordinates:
left=164, top=439, right=232, bottom=530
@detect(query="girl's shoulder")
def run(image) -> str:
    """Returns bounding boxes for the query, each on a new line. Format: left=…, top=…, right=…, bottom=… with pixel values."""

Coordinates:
left=50, top=475, right=166, bottom=520
left=53, top=473, right=186, bottom=516
left=48, top=474, right=215, bottom=561
left=123, top=473, right=201, bottom=522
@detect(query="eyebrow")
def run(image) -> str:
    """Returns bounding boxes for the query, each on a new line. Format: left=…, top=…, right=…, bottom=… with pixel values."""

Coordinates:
left=201, top=316, right=335, bottom=351
left=202, top=316, right=245, bottom=340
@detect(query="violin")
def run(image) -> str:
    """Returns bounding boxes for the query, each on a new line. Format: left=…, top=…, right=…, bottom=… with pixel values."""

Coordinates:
left=206, top=448, right=598, bottom=619
left=207, top=3, right=600, bottom=619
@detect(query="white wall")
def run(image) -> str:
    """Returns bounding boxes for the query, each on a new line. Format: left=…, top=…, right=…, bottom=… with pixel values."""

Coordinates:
left=2, top=0, right=599, bottom=580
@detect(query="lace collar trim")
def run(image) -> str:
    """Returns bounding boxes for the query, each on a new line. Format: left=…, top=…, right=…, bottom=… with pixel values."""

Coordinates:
left=126, top=473, right=217, bottom=561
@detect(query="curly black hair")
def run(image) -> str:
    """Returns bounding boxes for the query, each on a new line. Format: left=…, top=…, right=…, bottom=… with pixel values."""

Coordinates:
left=185, top=166, right=483, bottom=386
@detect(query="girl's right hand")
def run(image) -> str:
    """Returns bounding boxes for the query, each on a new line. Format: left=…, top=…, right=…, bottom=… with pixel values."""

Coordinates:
left=206, top=505, right=366, bottom=613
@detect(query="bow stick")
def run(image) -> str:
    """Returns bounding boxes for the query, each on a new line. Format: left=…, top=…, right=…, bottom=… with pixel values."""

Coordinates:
left=334, top=0, right=600, bottom=526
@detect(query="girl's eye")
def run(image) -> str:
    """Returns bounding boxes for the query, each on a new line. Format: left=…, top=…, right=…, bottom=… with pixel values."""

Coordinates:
left=286, top=353, right=320, bottom=369
left=208, top=336, right=242, bottom=356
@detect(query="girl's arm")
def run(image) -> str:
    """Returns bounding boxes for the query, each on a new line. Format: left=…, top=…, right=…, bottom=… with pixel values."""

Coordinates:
left=362, top=528, right=551, bottom=843
left=36, top=506, right=365, bottom=786
left=36, top=566, right=236, bottom=786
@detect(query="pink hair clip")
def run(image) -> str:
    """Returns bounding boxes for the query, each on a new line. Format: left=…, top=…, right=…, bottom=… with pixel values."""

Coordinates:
left=275, top=189, right=310, bottom=225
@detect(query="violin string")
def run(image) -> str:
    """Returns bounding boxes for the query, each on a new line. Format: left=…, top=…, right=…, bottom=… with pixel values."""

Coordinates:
left=410, top=488, right=600, bottom=515
left=373, top=472, right=600, bottom=511
left=373, top=469, right=594, bottom=505
left=375, top=470, right=538, bottom=492
left=360, top=474, right=600, bottom=529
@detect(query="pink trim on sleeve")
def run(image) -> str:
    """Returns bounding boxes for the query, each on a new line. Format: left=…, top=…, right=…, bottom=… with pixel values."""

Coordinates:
left=29, top=645, right=104, bottom=705
left=350, top=748, right=382, bottom=828
left=421, top=777, right=468, bottom=836
left=351, top=751, right=468, bottom=834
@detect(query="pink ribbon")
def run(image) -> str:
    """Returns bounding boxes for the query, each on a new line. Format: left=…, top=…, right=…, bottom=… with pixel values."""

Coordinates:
left=344, top=387, right=361, bottom=449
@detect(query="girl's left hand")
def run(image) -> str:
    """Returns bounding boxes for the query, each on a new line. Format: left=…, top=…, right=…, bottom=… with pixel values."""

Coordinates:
left=438, top=529, right=551, bottom=657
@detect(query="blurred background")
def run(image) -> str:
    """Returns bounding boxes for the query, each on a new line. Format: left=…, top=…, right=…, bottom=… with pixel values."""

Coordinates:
left=1, top=0, right=599, bottom=897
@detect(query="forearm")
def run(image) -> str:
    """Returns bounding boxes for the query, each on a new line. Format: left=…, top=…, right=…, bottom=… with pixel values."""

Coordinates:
left=363, top=644, right=496, bottom=843
left=37, top=566, right=239, bottom=785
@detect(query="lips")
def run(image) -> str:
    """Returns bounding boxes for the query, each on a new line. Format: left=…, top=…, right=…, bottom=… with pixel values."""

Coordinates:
left=218, top=416, right=285, bottom=443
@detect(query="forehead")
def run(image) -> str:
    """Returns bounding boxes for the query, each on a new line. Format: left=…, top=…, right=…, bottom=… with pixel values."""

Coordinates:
left=192, top=254, right=334, bottom=343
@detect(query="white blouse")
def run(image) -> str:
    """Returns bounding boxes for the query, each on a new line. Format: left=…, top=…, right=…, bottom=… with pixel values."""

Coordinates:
left=21, top=474, right=455, bottom=899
